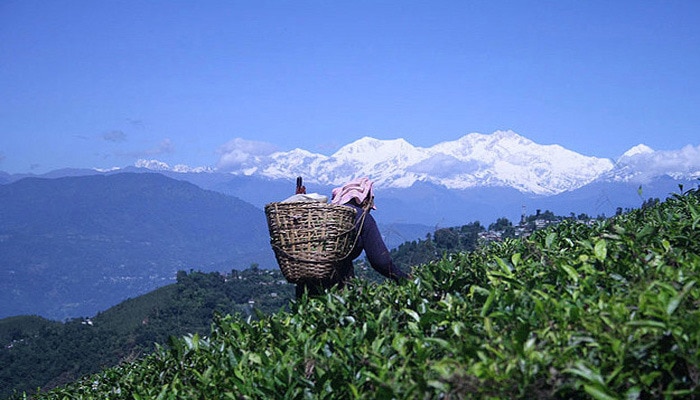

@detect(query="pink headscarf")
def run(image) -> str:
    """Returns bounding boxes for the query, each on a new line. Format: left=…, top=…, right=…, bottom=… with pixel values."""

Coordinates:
left=331, top=177, right=376, bottom=209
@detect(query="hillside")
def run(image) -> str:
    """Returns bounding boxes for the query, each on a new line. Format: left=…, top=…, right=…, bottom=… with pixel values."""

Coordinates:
left=35, top=187, right=700, bottom=398
left=1, top=209, right=488, bottom=398
left=0, top=173, right=274, bottom=320
left=0, top=268, right=294, bottom=398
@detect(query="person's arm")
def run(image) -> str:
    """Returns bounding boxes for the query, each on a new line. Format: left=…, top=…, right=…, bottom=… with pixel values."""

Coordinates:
left=360, top=213, right=409, bottom=282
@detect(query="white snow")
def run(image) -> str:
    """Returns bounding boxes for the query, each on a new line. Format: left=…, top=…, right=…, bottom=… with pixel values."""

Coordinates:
left=132, top=132, right=698, bottom=195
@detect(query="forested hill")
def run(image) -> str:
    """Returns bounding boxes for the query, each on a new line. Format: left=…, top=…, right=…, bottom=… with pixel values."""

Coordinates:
left=0, top=268, right=294, bottom=399
left=0, top=172, right=273, bottom=320
left=27, top=187, right=700, bottom=398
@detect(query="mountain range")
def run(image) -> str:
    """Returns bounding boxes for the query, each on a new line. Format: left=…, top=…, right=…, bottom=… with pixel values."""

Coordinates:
left=3, top=130, right=699, bottom=233
left=135, top=130, right=699, bottom=195
left=115, top=130, right=700, bottom=225
left=1, top=131, right=698, bottom=320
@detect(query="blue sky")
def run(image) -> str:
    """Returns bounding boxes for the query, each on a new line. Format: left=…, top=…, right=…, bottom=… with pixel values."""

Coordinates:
left=1, top=1, right=699, bottom=174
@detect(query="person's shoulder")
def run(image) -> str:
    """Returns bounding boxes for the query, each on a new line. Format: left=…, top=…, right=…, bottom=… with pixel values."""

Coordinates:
left=339, top=201, right=362, bottom=211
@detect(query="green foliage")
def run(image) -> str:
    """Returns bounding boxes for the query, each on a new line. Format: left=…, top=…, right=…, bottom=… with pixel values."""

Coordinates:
left=35, top=188, right=700, bottom=398
left=489, top=216, right=514, bottom=233
left=0, top=268, right=294, bottom=399
left=391, top=221, right=484, bottom=269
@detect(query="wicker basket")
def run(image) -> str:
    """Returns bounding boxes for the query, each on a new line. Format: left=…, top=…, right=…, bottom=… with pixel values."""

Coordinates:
left=264, top=201, right=358, bottom=283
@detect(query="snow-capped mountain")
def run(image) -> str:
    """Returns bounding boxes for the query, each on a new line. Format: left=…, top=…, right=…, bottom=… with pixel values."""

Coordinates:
left=209, top=130, right=614, bottom=195
left=603, top=144, right=700, bottom=183
left=412, top=131, right=613, bottom=194
left=133, top=130, right=698, bottom=196
left=134, top=159, right=214, bottom=173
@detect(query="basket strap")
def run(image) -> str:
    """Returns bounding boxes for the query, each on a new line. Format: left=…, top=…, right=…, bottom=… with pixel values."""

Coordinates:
left=326, top=205, right=369, bottom=281
left=336, top=204, right=369, bottom=260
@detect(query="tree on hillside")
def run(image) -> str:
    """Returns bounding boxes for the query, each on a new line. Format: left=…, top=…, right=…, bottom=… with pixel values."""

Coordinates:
left=390, top=222, right=484, bottom=270
left=489, top=217, right=515, bottom=238
left=434, top=228, right=459, bottom=250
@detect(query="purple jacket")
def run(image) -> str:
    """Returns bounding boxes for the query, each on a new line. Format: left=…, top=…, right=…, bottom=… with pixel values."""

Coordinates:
left=333, top=202, right=409, bottom=284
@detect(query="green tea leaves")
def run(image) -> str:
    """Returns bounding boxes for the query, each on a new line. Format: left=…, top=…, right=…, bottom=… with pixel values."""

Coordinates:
left=594, top=239, right=607, bottom=262
left=39, top=188, right=700, bottom=399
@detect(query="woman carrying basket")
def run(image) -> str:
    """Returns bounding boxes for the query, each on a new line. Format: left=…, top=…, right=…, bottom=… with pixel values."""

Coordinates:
left=296, top=177, right=410, bottom=298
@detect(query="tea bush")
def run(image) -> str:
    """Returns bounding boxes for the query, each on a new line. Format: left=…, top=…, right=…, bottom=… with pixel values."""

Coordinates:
left=36, top=188, right=700, bottom=399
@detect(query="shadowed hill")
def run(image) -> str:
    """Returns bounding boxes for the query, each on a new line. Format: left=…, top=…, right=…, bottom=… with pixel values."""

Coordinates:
left=0, top=173, right=274, bottom=320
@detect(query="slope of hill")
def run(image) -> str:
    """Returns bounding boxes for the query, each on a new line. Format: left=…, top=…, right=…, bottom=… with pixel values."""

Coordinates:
left=35, top=187, right=700, bottom=399
left=0, top=210, right=488, bottom=398
left=0, top=173, right=274, bottom=320
left=0, top=268, right=295, bottom=399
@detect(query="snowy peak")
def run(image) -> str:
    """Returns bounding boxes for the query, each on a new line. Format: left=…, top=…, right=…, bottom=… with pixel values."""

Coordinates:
left=333, top=137, right=422, bottom=162
left=132, top=132, right=699, bottom=196
left=272, top=137, right=427, bottom=188
left=433, top=130, right=532, bottom=157
left=214, top=131, right=615, bottom=195
left=422, top=130, right=613, bottom=194
left=605, top=143, right=700, bottom=183
left=135, top=159, right=213, bottom=173
left=619, top=144, right=654, bottom=160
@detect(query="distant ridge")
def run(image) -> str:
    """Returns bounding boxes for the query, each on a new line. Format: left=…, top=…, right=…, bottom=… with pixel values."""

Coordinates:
left=135, top=131, right=697, bottom=195
left=2, top=131, right=698, bottom=196
left=0, top=173, right=273, bottom=320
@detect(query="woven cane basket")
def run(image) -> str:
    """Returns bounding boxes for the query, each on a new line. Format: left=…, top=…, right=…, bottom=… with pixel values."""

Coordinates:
left=264, top=202, right=358, bottom=283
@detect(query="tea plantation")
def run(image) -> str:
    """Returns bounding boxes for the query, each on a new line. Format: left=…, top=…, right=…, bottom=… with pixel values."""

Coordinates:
left=35, top=188, right=700, bottom=399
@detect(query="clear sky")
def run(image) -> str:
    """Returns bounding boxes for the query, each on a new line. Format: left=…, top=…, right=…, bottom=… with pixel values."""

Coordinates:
left=1, top=1, right=699, bottom=174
